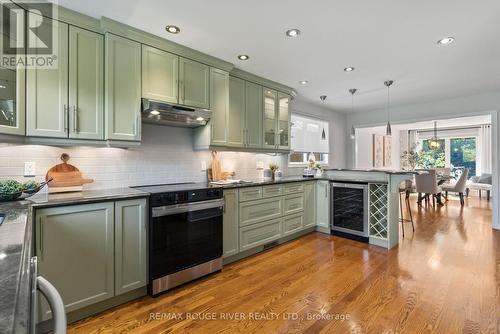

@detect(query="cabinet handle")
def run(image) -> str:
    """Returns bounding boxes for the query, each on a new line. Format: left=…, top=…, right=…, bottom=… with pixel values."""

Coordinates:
left=63, top=105, right=68, bottom=131
left=325, top=184, right=328, bottom=198
left=73, top=106, right=77, bottom=133
left=223, top=195, right=226, bottom=213
left=137, top=115, right=141, bottom=137
left=39, top=216, right=44, bottom=258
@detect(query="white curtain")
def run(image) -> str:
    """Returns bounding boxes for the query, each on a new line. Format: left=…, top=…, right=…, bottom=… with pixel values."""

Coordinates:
left=479, top=125, right=492, bottom=174
left=408, top=130, right=419, bottom=151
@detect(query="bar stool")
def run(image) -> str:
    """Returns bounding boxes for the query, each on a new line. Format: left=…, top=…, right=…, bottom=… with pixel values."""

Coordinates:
left=399, top=180, right=415, bottom=238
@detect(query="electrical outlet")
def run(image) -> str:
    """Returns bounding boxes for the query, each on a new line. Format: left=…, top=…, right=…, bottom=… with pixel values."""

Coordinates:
left=256, top=161, right=264, bottom=170
left=24, top=161, right=36, bottom=177
left=201, top=161, right=207, bottom=171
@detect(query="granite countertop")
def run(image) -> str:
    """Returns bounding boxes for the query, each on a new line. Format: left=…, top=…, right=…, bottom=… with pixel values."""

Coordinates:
left=0, top=187, right=149, bottom=334
left=217, top=176, right=329, bottom=188
left=324, top=168, right=417, bottom=175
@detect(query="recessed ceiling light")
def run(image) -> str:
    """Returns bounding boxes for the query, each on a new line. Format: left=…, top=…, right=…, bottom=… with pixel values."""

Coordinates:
left=286, top=29, right=301, bottom=37
left=150, top=110, right=160, bottom=115
left=165, top=25, right=180, bottom=34
left=299, top=80, right=308, bottom=85
left=437, top=37, right=455, bottom=45
left=237, top=54, right=250, bottom=60
left=344, top=66, right=355, bottom=72
left=196, top=116, right=204, bottom=121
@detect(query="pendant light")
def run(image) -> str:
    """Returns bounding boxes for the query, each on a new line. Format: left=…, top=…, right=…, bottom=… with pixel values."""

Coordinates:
left=349, top=88, right=357, bottom=139
left=384, top=80, right=394, bottom=136
left=429, top=121, right=441, bottom=150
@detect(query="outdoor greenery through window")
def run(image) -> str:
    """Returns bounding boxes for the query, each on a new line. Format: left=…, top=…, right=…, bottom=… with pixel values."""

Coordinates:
left=418, top=137, right=476, bottom=176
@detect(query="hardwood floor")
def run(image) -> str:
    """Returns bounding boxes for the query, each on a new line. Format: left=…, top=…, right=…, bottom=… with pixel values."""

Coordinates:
left=69, top=196, right=499, bottom=334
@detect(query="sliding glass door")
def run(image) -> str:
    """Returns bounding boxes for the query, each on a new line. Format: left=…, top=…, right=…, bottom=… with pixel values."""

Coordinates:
left=418, top=137, right=477, bottom=176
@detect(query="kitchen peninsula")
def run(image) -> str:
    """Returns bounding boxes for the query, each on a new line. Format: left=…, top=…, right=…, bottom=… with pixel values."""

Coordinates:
left=324, top=168, right=415, bottom=249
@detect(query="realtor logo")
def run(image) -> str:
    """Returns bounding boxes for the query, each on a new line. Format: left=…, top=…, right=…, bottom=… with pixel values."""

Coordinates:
left=1, top=0, right=58, bottom=69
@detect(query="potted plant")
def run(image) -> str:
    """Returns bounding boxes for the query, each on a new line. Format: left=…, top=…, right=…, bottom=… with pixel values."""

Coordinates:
left=400, top=145, right=419, bottom=171
left=269, top=163, right=280, bottom=181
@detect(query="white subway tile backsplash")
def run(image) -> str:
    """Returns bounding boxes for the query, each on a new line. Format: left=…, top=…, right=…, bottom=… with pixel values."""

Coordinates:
left=0, top=124, right=288, bottom=189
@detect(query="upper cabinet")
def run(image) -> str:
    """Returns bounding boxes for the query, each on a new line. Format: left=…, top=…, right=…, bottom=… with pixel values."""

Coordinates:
left=227, top=76, right=245, bottom=147
left=105, top=34, right=141, bottom=141
left=0, top=2, right=25, bottom=136
left=277, top=92, right=291, bottom=150
left=244, top=81, right=263, bottom=148
left=27, top=14, right=104, bottom=140
left=68, top=26, right=104, bottom=140
left=179, top=57, right=210, bottom=109
left=209, top=68, right=229, bottom=146
left=141, top=45, right=178, bottom=103
left=263, top=88, right=277, bottom=149
left=26, top=15, right=69, bottom=138
left=141, top=47, right=210, bottom=109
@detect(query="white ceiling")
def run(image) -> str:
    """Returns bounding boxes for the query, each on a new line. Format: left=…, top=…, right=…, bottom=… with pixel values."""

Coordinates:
left=55, top=0, right=500, bottom=112
left=359, top=115, right=492, bottom=132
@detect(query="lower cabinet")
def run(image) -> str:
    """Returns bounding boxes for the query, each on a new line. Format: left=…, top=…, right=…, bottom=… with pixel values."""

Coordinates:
left=223, top=189, right=239, bottom=257
left=303, top=182, right=316, bottom=228
left=239, top=196, right=282, bottom=227
left=35, top=198, right=147, bottom=320
left=239, top=218, right=282, bottom=251
left=316, top=180, right=330, bottom=231
left=114, top=199, right=147, bottom=295
left=283, top=213, right=304, bottom=236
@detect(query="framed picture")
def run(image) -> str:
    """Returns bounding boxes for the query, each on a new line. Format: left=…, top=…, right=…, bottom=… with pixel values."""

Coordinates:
left=372, top=134, right=384, bottom=168
left=383, top=136, right=392, bottom=167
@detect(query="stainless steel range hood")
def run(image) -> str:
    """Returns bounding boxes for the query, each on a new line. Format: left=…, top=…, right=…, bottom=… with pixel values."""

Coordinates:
left=141, top=98, right=212, bottom=128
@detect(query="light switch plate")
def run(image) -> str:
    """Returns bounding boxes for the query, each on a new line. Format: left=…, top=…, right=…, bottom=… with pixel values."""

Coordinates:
left=201, top=161, right=207, bottom=171
left=24, top=161, right=36, bottom=177
left=256, top=161, right=264, bottom=170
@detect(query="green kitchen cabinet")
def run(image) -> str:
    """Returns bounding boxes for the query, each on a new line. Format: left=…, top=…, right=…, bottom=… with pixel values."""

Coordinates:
left=239, top=218, right=282, bottom=252
left=263, top=88, right=278, bottom=149
left=227, top=76, right=245, bottom=147
left=209, top=67, right=229, bottom=145
left=244, top=81, right=263, bottom=148
left=26, top=15, right=69, bottom=138
left=303, top=181, right=316, bottom=228
left=0, top=64, right=25, bottom=135
left=105, top=34, right=142, bottom=141
left=283, top=213, right=305, bottom=236
left=277, top=92, right=291, bottom=150
left=179, top=57, right=210, bottom=109
left=68, top=26, right=104, bottom=140
left=115, top=199, right=147, bottom=295
left=27, top=15, right=105, bottom=140
left=142, top=45, right=178, bottom=104
left=223, top=189, right=239, bottom=257
left=316, top=180, right=330, bottom=232
left=239, top=196, right=282, bottom=227
left=36, top=202, right=115, bottom=321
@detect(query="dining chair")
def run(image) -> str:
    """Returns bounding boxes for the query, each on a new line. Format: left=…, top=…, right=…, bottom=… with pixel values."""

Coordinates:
left=441, top=168, right=469, bottom=206
left=415, top=169, right=443, bottom=207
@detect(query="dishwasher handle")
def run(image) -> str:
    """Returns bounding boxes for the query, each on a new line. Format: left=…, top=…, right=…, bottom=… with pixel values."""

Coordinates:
left=37, top=276, right=67, bottom=334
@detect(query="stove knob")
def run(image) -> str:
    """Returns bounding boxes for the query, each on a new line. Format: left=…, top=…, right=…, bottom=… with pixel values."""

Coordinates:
left=214, top=189, right=221, bottom=197
left=207, top=189, right=214, bottom=197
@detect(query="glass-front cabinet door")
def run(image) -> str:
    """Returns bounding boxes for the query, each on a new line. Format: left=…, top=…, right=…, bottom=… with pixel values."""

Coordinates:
left=277, top=92, right=290, bottom=150
left=0, top=3, right=25, bottom=136
left=263, top=88, right=277, bottom=149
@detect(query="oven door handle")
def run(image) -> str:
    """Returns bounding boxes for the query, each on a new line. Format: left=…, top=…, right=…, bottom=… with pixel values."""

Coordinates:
left=152, top=199, right=224, bottom=217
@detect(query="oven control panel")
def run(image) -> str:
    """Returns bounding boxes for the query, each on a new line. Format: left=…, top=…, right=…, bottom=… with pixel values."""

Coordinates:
left=151, top=188, right=223, bottom=207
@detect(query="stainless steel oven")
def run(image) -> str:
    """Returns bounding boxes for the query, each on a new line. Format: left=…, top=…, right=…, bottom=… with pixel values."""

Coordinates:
left=134, top=183, right=225, bottom=296
left=330, top=182, right=369, bottom=241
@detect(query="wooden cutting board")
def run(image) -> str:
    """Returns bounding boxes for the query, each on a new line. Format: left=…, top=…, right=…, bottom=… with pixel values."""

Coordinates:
left=46, top=153, right=93, bottom=193
left=208, top=151, right=235, bottom=182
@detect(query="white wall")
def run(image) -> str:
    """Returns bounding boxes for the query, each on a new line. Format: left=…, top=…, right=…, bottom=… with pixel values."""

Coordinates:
left=355, top=126, right=401, bottom=170
left=346, top=90, right=500, bottom=229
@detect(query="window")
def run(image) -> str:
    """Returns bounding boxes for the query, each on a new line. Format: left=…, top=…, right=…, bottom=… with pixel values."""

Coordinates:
left=289, top=114, right=329, bottom=166
left=417, top=136, right=477, bottom=176
left=289, top=152, right=329, bottom=165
